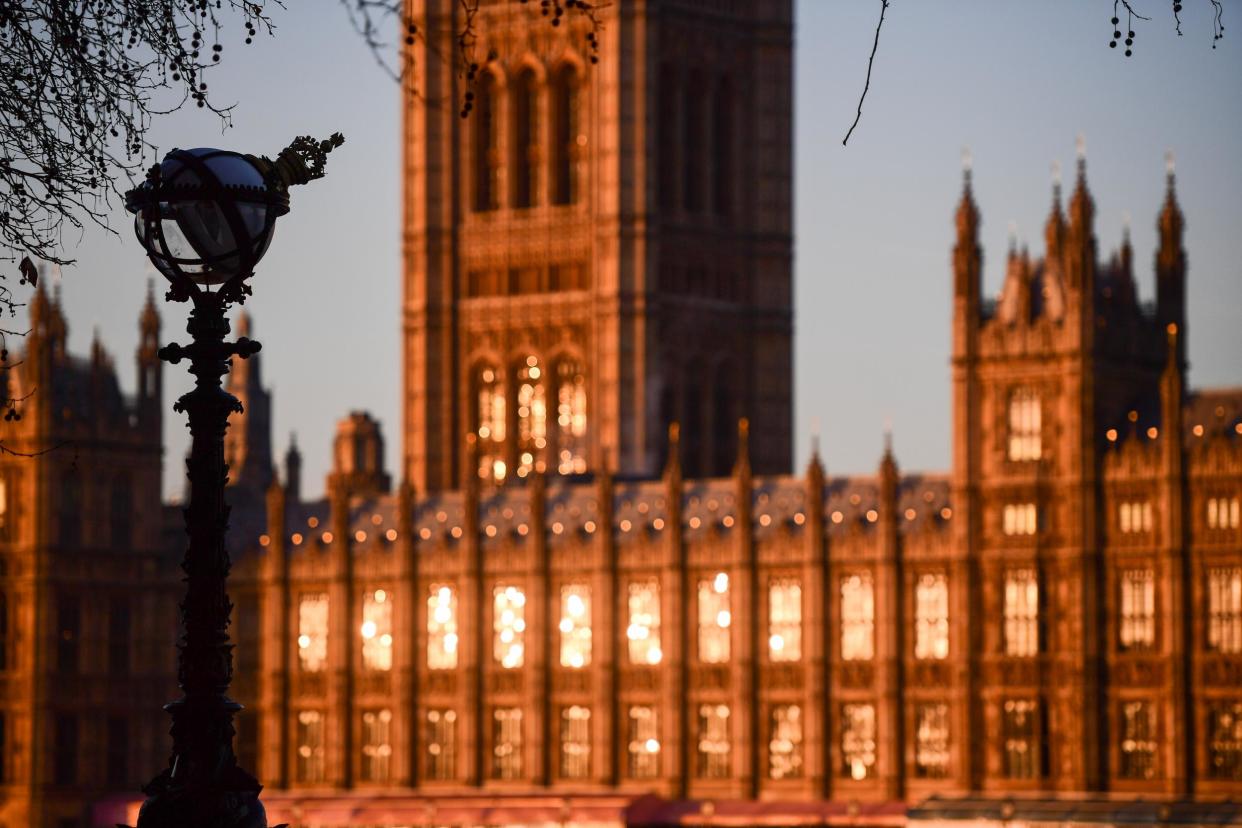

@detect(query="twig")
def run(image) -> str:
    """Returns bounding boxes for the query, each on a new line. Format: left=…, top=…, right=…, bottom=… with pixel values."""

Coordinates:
left=843, top=0, right=889, bottom=147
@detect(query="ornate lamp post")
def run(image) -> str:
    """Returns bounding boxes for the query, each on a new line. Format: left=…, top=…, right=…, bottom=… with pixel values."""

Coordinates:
left=124, top=133, right=343, bottom=828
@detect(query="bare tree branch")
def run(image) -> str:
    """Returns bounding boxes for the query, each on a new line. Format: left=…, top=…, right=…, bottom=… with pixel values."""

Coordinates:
left=842, top=0, right=889, bottom=147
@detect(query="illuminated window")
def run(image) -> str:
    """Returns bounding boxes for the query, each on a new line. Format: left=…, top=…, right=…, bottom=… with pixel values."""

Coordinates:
left=297, top=593, right=329, bottom=672
left=1002, top=503, right=1038, bottom=536
left=428, top=584, right=459, bottom=669
left=627, top=579, right=663, bottom=665
left=768, top=578, right=802, bottom=662
left=555, top=359, right=588, bottom=474
left=361, top=589, right=393, bottom=671
left=1208, top=497, right=1241, bottom=530
left=1207, top=567, right=1242, bottom=653
left=494, top=585, right=526, bottom=668
left=425, top=709, right=457, bottom=781
left=915, top=572, right=950, bottom=660
left=768, top=704, right=803, bottom=780
left=627, top=706, right=660, bottom=778
left=1002, top=699, right=1039, bottom=779
left=475, top=365, right=507, bottom=481
left=559, top=583, right=592, bottom=668
left=492, top=707, right=523, bottom=779
left=472, top=72, right=499, bottom=211
left=511, top=68, right=538, bottom=209
left=840, top=703, right=876, bottom=780
left=515, top=356, right=546, bottom=478
left=1119, top=501, right=1154, bottom=534
left=697, top=572, right=731, bottom=663
left=360, top=709, right=392, bottom=783
left=1003, top=568, right=1039, bottom=657
left=840, top=572, right=875, bottom=661
left=1119, top=569, right=1156, bottom=652
left=1007, top=388, right=1041, bottom=461
left=550, top=64, right=579, bottom=205
left=296, top=710, right=325, bottom=783
left=560, top=705, right=591, bottom=779
left=915, top=703, right=950, bottom=778
left=1208, top=702, right=1242, bottom=780
left=1119, top=701, right=1157, bottom=780
left=696, top=704, right=730, bottom=779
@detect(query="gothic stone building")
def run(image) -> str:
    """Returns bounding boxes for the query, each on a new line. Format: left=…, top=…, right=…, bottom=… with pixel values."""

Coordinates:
left=213, top=1, right=1241, bottom=824
left=0, top=283, right=179, bottom=828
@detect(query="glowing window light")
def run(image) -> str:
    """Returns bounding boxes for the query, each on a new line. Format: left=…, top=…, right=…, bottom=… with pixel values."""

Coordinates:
left=697, top=572, right=731, bottom=664
left=494, top=584, right=526, bottom=668
left=559, top=583, right=592, bottom=668
left=768, top=578, right=802, bottom=662
left=914, top=572, right=949, bottom=660
left=297, top=593, right=329, bottom=672
left=361, top=588, right=393, bottom=671
left=427, top=585, right=459, bottom=670
left=840, top=572, right=874, bottom=661
left=627, top=578, right=662, bottom=665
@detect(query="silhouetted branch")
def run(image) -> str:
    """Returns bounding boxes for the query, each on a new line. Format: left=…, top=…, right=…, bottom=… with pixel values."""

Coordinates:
left=842, top=0, right=888, bottom=147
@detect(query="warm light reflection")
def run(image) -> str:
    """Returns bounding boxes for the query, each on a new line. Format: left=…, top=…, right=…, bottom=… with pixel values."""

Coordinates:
left=494, top=584, right=526, bottom=668
left=428, top=585, right=458, bottom=669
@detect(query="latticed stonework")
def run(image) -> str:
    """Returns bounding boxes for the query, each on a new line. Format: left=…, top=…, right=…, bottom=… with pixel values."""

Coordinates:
left=401, top=0, right=795, bottom=492
left=220, top=154, right=1242, bottom=823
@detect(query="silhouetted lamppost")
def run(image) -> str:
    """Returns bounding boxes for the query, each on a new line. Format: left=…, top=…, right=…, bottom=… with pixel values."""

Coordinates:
left=124, top=133, right=343, bottom=828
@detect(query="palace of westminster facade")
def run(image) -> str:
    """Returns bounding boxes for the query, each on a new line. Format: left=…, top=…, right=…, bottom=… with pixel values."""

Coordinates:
left=1, top=1, right=1241, bottom=826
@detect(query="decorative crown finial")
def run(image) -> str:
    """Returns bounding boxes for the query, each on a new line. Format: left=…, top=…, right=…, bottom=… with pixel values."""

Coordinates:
left=961, top=146, right=973, bottom=173
left=1075, top=133, right=1087, bottom=161
left=247, top=132, right=346, bottom=190
left=1165, top=149, right=1176, bottom=176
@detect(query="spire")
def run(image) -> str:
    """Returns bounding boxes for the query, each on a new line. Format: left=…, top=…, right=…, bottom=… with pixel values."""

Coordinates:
left=663, top=421, right=682, bottom=483
left=1160, top=323, right=1184, bottom=470
left=1045, top=161, right=1066, bottom=257
left=878, top=426, right=899, bottom=509
left=953, top=149, right=982, bottom=305
left=284, top=432, right=303, bottom=502
left=1156, top=150, right=1187, bottom=362
left=140, top=278, right=160, bottom=336
left=1068, top=134, right=1095, bottom=238
left=235, top=310, right=252, bottom=339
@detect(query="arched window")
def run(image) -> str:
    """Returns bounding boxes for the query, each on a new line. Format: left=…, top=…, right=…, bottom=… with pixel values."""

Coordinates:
left=1007, top=387, right=1041, bottom=461
left=550, top=64, right=580, bottom=205
left=657, top=62, right=678, bottom=211
left=473, top=73, right=500, bottom=212
left=554, top=358, right=588, bottom=475
left=511, top=68, right=539, bottom=208
left=712, top=78, right=732, bottom=217
left=474, top=364, right=507, bottom=481
left=515, top=355, right=547, bottom=478
left=59, top=471, right=81, bottom=548
left=682, top=72, right=704, bottom=213
left=111, top=474, right=132, bottom=550
left=711, top=364, right=734, bottom=476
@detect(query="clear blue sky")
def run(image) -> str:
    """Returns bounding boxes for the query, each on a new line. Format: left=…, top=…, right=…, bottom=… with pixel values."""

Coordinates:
left=51, top=0, right=1242, bottom=499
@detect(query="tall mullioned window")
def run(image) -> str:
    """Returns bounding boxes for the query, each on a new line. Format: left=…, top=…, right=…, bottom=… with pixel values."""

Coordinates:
left=768, top=578, right=802, bottom=662
left=626, top=579, right=662, bottom=665
left=1207, top=567, right=1242, bottom=653
left=768, top=704, right=803, bottom=780
left=425, top=709, right=457, bottom=781
left=428, top=584, right=459, bottom=669
left=697, top=572, right=731, bottom=663
left=559, top=705, right=591, bottom=779
left=1002, top=699, right=1039, bottom=779
left=1208, top=702, right=1242, bottom=780
left=296, top=710, right=325, bottom=783
left=841, top=572, right=875, bottom=661
left=627, top=706, right=660, bottom=778
left=510, top=68, right=538, bottom=209
left=1119, top=568, right=1156, bottom=652
left=361, top=589, right=393, bottom=671
left=550, top=64, right=579, bottom=205
left=475, top=364, right=507, bottom=481
left=915, top=572, right=950, bottom=660
left=1208, top=497, right=1241, bottom=530
left=515, top=356, right=547, bottom=478
left=696, top=704, right=730, bottom=779
left=915, top=703, right=950, bottom=778
left=1003, top=568, right=1039, bottom=657
left=559, top=583, right=592, bottom=668
left=492, top=707, right=523, bottom=779
left=297, top=593, right=329, bottom=672
left=554, top=359, right=588, bottom=475
left=1002, top=503, right=1038, bottom=536
left=360, top=709, right=392, bottom=783
left=1007, top=387, right=1041, bottom=461
left=841, top=703, right=876, bottom=780
left=1119, top=501, right=1154, bottom=534
left=1120, top=701, right=1157, bottom=780
left=472, top=72, right=499, bottom=211
left=494, top=585, right=526, bottom=668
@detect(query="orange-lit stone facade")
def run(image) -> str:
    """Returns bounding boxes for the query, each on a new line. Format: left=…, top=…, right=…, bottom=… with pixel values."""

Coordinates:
left=224, top=159, right=1242, bottom=824
left=401, top=0, right=795, bottom=492
left=0, top=283, right=179, bottom=828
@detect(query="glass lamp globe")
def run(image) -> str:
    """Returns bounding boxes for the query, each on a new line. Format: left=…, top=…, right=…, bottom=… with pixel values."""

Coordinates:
left=125, top=148, right=290, bottom=286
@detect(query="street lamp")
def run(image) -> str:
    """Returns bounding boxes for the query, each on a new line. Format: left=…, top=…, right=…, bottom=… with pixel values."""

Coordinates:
left=124, top=133, right=343, bottom=828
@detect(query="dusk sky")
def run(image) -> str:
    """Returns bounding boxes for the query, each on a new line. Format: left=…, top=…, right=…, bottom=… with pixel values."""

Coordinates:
left=48, top=0, right=1242, bottom=499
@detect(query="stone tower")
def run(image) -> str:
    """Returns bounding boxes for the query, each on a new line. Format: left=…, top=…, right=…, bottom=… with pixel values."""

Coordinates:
left=402, top=0, right=794, bottom=492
